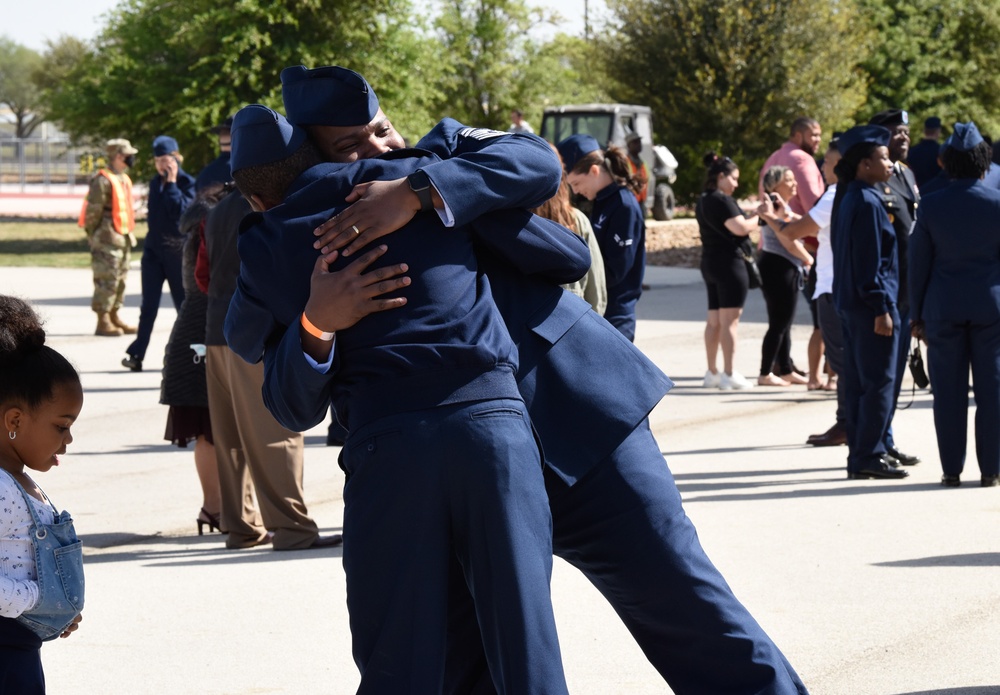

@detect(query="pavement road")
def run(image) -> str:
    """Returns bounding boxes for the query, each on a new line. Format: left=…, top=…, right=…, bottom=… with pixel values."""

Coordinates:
left=1, top=264, right=998, bottom=695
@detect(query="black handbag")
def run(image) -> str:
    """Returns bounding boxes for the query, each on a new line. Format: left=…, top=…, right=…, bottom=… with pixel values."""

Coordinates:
left=736, top=240, right=763, bottom=289
left=909, top=340, right=930, bottom=389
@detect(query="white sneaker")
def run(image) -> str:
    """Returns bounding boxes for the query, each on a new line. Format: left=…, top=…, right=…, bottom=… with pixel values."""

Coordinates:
left=702, top=370, right=722, bottom=388
left=719, top=371, right=754, bottom=390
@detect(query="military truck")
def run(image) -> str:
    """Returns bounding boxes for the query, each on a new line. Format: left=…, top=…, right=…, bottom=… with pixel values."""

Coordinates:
left=539, top=103, right=678, bottom=220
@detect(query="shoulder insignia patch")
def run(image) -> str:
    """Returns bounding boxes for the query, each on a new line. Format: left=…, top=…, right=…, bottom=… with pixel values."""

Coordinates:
left=458, top=127, right=508, bottom=141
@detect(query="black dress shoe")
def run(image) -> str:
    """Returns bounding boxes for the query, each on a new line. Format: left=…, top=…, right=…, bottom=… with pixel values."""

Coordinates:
left=886, top=446, right=920, bottom=465
left=121, top=355, right=143, bottom=372
left=807, top=422, right=846, bottom=447
left=981, top=475, right=1000, bottom=488
left=941, top=475, right=961, bottom=487
left=847, top=458, right=910, bottom=480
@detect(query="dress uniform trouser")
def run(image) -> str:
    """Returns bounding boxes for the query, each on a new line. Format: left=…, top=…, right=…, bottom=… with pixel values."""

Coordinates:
left=126, top=241, right=185, bottom=361
left=445, top=420, right=807, bottom=695
left=816, top=294, right=846, bottom=424
left=342, top=399, right=567, bottom=695
left=205, top=345, right=319, bottom=549
left=840, top=310, right=899, bottom=472
left=925, top=319, right=1000, bottom=477
left=883, top=307, right=911, bottom=450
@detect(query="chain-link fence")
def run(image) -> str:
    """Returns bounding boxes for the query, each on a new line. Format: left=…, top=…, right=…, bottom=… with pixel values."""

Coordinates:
left=0, top=138, right=95, bottom=193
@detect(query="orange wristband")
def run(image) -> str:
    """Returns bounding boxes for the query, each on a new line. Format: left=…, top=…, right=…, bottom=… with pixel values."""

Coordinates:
left=300, top=312, right=335, bottom=341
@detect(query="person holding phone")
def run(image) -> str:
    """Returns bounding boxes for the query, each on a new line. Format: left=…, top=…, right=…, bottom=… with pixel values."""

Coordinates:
left=122, top=135, right=196, bottom=372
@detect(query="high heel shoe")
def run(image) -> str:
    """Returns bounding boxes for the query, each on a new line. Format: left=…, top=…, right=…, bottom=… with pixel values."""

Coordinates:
left=197, top=507, right=222, bottom=536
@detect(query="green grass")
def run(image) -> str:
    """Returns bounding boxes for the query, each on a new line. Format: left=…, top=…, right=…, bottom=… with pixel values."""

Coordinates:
left=0, top=219, right=148, bottom=267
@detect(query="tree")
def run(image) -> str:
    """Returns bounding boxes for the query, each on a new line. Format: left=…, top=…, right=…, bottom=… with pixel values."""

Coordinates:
left=432, top=0, right=605, bottom=130
left=44, top=0, right=438, bottom=176
left=601, top=0, right=870, bottom=202
left=0, top=38, right=45, bottom=138
left=857, top=0, right=1000, bottom=138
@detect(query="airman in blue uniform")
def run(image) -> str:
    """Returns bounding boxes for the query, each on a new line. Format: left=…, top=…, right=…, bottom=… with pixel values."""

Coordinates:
left=868, top=109, right=922, bottom=467
left=832, top=125, right=909, bottom=480
left=909, top=121, right=1000, bottom=487
left=225, top=105, right=579, bottom=694
left=270, top=66, right=809, bottom=694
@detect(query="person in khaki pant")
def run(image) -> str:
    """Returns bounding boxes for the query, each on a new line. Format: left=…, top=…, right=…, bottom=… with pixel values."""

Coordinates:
left=201, top=189, right=340, bottom=550
left=79, top=138, right=140, bottom=337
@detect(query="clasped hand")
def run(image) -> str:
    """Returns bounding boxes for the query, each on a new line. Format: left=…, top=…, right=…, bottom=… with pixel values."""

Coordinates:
left=313, top=178, right=419, bottom=257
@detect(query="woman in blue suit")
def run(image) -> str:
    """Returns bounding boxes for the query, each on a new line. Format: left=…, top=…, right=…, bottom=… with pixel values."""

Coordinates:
left=909, top=121, right=1000, bottom=488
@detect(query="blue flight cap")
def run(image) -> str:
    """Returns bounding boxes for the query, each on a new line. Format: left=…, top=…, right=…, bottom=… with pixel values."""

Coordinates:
left=152, top=135, right=179, bottom=156
left=945, top=121, right=984, bottom=152
left=280, top=65, right=380, bottom=127
left=230, top=105, right=306, bottom=174
left=556, top=134, right=601, bottom=172
left=837, top=125, right=891, bottom=156
left=868, top=109, right=908, bottom=128
left=924, top=116, right=942, bottom=130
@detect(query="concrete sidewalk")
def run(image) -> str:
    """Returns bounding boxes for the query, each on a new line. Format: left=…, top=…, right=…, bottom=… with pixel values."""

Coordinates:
left=1, top=265, right=998, bottom=694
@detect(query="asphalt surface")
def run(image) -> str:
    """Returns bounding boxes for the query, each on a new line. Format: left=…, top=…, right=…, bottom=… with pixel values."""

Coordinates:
left=1, top=217, right=998, bottom=693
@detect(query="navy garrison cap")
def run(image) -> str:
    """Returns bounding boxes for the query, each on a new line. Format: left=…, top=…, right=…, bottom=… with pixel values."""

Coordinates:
left=230, top=105, right=306, bottom=173
left=945, top=121, right=984, bottom=152
left=837, top=125, right=891, bottom=156
left=924, top=116, right=942, bottom=130
left=152, top=135, right=179, bottom=156
left=280, top=65, right=380, bottom=127
left=868, top=109, right=908, bottom=128
left=556, top=134, right=601, bottom=172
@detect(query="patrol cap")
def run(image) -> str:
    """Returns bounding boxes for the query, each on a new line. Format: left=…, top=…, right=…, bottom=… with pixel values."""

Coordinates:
left=211, top=116, right=234, bottom=134
left=837, top=125, right=891, bottom=156
left=944, top=121, right=984, bottom=152
left=556, top=134, right=602, bottom=172
left=280, top=65, right=380, bottom=127
left=106, top=138, right=138, bottom=156
left=230, top=104, right=306, bottom=174
left=152, top=135, right=180, bottom=157
left=868, top=109, right=908, bottom=128
left=924, top=116, right=942, bottom=130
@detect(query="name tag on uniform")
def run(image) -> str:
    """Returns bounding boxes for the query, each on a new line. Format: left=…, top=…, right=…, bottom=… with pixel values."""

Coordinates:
left=458, top=127, right=507, bottom=141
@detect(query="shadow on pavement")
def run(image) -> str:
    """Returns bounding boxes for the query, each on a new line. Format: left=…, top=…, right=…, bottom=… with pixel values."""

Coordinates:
left=875, top=553, right=1000, bottom=568
left=81, top=531, right=344, bottom=566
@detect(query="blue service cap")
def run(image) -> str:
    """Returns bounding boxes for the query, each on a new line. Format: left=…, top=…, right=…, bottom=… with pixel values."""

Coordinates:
left=837, top=125, right=891, bottom=156
left=152, top=135, right=179, bottom=157
left=556, top=134, right=601, bottom=172
left=924, top=116, right=942, bottom=130
left=280, top=65, right=380, bottom=127
left=868, top=109, right=908, bottom=128
left=945, top=121, right=984, bottom=152
left=230, top=104, right=306, bottom=174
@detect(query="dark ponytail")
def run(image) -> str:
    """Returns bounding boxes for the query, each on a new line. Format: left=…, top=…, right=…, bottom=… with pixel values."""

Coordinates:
left=0, top=296, right=80, bottom=410
left=569, top=144, right=644, bottom=196
left=702, top=152, right=738, bottom=192
left=830, top=142, right=879, bottom=234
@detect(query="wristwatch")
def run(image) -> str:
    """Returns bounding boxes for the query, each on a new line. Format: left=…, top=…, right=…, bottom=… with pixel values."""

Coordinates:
left=407, top=170, right=434, bottom=212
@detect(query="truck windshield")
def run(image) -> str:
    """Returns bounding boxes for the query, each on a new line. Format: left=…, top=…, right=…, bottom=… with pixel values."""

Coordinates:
left=540, top=113, right=614, bottom=146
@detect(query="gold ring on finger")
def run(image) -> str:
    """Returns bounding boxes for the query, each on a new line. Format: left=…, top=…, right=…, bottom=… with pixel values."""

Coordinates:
left=351, top=224, right=361, bottom=236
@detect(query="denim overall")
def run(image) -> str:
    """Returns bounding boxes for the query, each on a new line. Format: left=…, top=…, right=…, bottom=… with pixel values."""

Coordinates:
left=4, top=475, right=85, bottom=642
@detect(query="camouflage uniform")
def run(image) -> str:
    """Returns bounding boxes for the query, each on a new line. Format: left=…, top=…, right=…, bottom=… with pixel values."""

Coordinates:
left=82, top=171, right=133, bottom=314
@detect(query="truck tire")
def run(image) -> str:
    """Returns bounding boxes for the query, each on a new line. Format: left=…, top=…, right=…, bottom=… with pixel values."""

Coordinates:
left=652, top=183, right=675, bottom=221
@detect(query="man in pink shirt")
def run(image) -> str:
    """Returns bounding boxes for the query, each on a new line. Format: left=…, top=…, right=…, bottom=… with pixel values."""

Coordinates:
left=759, top=116, right=827, bottom=388
left=759, top=117, right=825, bottom=214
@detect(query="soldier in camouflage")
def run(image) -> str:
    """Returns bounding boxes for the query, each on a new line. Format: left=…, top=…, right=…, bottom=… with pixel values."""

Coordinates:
left=80, top=139, right=140, bottom=337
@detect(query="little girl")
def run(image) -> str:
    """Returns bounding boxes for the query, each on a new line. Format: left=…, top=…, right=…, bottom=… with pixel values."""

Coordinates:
left=0, top=295, right=85, bottom=692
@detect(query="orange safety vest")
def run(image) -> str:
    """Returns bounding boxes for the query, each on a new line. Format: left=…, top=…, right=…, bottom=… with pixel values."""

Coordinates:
left=626, top=157, right=649, bottom=204
left=78, top=169, right=135, bottom=234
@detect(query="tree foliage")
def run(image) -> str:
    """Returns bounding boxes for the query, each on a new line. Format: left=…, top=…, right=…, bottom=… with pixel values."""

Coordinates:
left=43, top=0, right=437, bottom=176
left=601, top=0, right=870, bottom=202
left=0, top=37, right=45, bottom=138
left=857, top=0, right=1000, bottom=138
